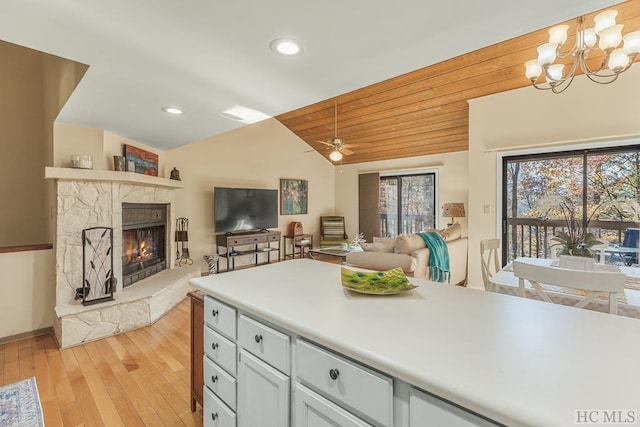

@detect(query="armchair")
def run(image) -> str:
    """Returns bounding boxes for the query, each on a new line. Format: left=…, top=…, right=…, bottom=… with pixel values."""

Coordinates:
left=320, top=216, right=348, bottom=248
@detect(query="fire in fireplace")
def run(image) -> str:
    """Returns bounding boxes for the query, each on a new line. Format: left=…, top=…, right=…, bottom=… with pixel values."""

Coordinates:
left=122, top=203, right=168, bottom=287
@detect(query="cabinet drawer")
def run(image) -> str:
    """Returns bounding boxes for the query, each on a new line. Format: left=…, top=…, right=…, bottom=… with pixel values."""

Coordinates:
left=229, top=235, right=263, bottom=245
left=266, top=233, right=280, bottom=242
left=296, top=339, right=393, bottom=427
left=204, top=296, right=236, bottom=340
left=409, top=387, right=498, bottom=427
left=205, top=356, right=237, bottom=410
left=294, top=384, right=373, bottom=427
left=205, top=326, right=237, bottom=376
left=238, top=315, right=290, bottom=375
left=204, top=387, right=236, bottom=427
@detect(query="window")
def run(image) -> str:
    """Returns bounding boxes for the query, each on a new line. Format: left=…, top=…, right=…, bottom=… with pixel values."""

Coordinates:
left=502, top=146, right=640, bottom=263
left=379, top=173, right=436, bottom=238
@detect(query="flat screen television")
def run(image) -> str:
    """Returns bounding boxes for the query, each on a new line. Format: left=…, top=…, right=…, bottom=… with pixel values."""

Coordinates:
left=214, top=187, right=278, bottom=233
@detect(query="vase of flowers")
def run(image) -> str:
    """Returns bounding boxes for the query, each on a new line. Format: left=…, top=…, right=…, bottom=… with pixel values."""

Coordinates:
left=537, top=196, right=604, bottom=257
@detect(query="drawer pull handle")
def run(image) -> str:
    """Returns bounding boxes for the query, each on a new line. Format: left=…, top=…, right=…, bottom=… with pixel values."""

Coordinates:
left=212, top=309, right=219, bottom=317
left=211, top=342, right=219, bottom=350
left=329, top=368, right=340, bottom=380
left=254, top=334, right=263, bottom=343
left=212, top=412, right=218, bottom=421
left=211, top=375, right=218, bottom=383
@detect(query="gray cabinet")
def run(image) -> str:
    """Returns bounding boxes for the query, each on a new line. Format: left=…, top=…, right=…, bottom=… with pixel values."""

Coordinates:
left=409, top=388, right=497, bottom=427
left=238, top=349, right=289, bottom=427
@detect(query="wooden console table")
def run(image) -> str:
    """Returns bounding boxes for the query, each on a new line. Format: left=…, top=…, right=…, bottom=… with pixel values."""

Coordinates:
left=215, top=230, right=281, bottom=272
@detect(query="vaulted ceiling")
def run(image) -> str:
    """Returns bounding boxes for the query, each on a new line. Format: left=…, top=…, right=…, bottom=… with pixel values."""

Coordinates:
left=277, top=1, right=640, bottom=165
left=0, top=1, right=623, bottom=152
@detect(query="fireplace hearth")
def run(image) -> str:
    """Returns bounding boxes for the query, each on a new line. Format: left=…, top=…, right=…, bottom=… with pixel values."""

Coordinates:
left=122, top=203, right=168, bottom=287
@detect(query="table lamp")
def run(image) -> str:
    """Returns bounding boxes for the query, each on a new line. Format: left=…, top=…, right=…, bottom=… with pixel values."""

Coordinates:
left=442, top=203, right=466, bottom=226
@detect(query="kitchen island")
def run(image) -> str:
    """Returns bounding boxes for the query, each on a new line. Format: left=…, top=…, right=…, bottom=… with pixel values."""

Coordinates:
left=190, top=259, right=640, bottom=427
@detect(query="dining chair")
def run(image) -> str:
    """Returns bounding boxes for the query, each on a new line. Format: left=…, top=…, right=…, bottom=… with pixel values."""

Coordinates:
left=512, top=259, right=626, bottom=314
left=622, top=228, right=640, bottom=265
left=480, top=238, right=500, bottom=291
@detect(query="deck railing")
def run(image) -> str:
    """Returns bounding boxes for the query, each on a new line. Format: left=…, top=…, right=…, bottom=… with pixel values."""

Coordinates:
left=379, top=214, right=433, bottom=238
left=505, top=218, right=637, bottom=263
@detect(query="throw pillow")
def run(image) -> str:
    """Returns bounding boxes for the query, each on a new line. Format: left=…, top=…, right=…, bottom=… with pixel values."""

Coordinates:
left=372, top=237, right=395, bottom=244
left=361, top=239, right=395, bottom=253
left=394, top=234, right=426, bottom=255
left=440, top=223, right=462, bottom=242
left=203, top=254, right=218, bottom=275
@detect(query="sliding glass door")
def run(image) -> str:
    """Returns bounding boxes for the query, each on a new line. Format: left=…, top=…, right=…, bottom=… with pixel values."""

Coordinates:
left=502, top=146, right=640, bottom=264
left=379, top=173, right=436, bottom=238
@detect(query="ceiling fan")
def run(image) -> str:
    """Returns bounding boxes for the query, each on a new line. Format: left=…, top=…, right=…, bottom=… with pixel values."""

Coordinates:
left=314, top=98, right=354, bottom=162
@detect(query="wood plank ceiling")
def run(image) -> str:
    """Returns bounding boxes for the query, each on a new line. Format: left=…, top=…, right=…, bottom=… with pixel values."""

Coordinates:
left=276, top=1, right=640, bottom=165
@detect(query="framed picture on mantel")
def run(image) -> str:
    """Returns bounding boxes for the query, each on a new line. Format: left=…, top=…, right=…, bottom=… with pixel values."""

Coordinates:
left=280, top=178, right=308, bottom=215
left=123, top=144, right=159, bottom=176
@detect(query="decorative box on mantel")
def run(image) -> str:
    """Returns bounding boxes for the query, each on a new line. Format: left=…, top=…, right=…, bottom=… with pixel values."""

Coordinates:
left=45, top=167, right=197, bottom=348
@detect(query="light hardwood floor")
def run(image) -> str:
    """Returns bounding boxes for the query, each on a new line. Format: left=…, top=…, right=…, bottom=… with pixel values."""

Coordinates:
left=0, top=298, right=203, bottom=427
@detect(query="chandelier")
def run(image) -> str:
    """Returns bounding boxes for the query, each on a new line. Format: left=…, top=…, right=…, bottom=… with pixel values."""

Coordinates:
left=525, top=9, right=640, bottom=93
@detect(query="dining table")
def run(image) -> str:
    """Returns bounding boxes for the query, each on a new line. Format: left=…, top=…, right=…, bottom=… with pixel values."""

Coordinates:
left=489, top=257, right=640, bottom=319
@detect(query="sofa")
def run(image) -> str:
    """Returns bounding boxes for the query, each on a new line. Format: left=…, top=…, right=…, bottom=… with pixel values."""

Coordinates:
left=345, top=224, right=468, bottom=285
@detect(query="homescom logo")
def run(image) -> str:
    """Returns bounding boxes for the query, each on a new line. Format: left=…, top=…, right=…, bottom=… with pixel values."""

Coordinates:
left=575, top=410, right=638, bottom=424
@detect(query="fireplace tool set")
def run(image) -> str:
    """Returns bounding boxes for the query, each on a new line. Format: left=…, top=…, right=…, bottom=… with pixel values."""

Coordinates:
left=176, top=217, right=193, bottom=266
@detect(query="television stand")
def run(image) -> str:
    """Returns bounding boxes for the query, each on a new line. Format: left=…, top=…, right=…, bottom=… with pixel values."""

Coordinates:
left=215, top=230, right=281, bottom=272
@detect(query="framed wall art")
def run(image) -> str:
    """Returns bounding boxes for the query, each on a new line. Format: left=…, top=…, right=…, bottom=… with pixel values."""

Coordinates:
left=123, top=144, right=159, bottom=176
left=280, top=179, right=308, bottom=215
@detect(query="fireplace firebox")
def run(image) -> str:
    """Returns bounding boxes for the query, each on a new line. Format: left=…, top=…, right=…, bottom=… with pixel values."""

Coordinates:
left=122, top=203, right=168, bottom=287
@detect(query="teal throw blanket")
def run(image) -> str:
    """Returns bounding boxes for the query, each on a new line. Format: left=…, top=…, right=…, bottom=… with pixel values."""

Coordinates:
left=417, top=232, right=450, bottom=283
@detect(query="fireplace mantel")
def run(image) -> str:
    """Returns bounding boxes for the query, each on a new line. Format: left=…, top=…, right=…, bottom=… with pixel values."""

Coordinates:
left=45, top=167, right=184, bottom=189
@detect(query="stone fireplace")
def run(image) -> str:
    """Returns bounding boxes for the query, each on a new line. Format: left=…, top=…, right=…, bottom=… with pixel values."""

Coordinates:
left=46, top=167, right=199, bottom=348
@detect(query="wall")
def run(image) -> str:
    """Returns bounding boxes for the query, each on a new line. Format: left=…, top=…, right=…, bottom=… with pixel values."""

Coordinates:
left=467, top=66, right=640, bottom=289
left=53, top=125, right=165, bottom=175
left=334, top=151, right=469, bottom=241
left=103, top=131, right=166, bottom=177
left=0, top=41, right=46, bottom=246
left=0, top=250, right=55, bottom=337
left=43, top=51, right=89, bottom=243
left=166, top=118, right=335, bottom=272
left=53, top=124, right=104, bottom=168
left=0, top=41, right=86, bottom=339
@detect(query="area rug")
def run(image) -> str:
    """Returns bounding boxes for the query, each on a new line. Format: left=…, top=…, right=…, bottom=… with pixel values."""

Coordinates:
left=0, top=377, right=44, bottom=427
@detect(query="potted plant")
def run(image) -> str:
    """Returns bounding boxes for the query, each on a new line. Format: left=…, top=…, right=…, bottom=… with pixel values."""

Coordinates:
left=538, top=196, right=604, bottom=257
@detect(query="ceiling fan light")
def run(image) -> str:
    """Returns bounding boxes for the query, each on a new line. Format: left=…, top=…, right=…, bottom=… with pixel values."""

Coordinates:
left=329, top=150, right=343, bottom=162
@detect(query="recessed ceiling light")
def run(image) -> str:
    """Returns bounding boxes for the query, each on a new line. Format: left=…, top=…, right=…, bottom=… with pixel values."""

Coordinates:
left=162, top=106, right=184, bottom=115
left=219, top=105, right=271, bottom=124
left=270, top=39, right=303, bottom=56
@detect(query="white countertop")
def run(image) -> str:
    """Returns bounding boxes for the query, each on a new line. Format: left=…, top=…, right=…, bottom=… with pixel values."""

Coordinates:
left=190, top=259, right=640, bottom=427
